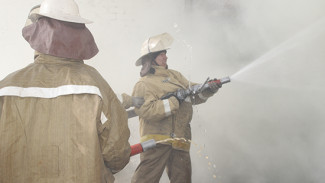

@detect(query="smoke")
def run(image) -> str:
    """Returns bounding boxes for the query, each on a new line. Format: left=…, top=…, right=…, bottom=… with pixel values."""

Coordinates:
left=1, top=0, right=325, bottom=182
left=186, top=0, right=325, bottom=183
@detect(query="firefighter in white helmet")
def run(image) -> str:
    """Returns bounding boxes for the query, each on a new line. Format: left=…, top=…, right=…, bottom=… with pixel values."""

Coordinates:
left=0, top=1, right=130, bottom=183
left=128, top=33, right=221, bottom=183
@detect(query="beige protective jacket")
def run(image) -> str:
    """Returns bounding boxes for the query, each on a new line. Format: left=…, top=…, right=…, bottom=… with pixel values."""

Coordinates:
left=0, top=54, right=130, bottom=183
left=132, top=65, right=215, bottom=151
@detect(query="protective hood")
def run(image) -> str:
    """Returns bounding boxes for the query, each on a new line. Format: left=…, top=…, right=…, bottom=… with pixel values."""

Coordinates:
left=140, top=57, right=153, bottom=77
left=22, top=17, right=98, bottom=60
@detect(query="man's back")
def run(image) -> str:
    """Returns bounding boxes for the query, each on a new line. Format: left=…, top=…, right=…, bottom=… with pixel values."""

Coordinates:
left=0, top=54, right=130, bottom=183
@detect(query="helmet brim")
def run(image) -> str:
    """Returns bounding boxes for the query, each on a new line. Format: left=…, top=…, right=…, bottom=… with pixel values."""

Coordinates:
left=35, top=12, right=93, bottom=24
left=135, top=49, right=169, bottom=66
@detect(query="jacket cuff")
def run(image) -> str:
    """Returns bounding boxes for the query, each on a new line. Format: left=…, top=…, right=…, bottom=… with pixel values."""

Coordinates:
left=121, top=93, right=133, bottom=109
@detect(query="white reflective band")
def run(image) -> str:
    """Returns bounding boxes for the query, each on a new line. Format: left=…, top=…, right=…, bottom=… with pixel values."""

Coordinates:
left=198, top=93, right=208, bottom=101
left=163, top=99, right=171, bottom=116
left=0, top=85, right=102, bottom=99
left=101, top=112, right=108, bottom=124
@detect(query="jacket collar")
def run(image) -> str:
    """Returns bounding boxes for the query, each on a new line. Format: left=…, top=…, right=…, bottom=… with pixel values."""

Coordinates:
left=151, top=65, right=169, bottom=76
left=34, top=53, right=84, bottom=64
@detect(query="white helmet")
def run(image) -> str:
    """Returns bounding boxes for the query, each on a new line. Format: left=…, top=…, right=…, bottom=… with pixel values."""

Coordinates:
left=135, top=32, right=174, bottom=66
left=34, top=0, right=92, bottom=24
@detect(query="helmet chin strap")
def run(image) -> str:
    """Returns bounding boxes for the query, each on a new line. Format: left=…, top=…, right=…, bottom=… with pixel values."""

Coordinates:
left=151, top=60, right=168, bottom=69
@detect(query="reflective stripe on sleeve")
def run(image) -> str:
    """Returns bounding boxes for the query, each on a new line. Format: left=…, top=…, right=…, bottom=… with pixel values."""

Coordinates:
left=163, top=99, right=171, bottom=116
left=0, top=85, right=102, bottom=98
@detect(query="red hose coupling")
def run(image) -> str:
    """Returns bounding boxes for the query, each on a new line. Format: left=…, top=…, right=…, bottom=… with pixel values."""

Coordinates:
left=130, top=139, right=156, bottom=156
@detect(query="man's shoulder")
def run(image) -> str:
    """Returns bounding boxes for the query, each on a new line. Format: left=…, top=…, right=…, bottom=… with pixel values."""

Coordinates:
left=0, top=63, right=34, bottom=87
left=167, top=68, right=182, bottom=75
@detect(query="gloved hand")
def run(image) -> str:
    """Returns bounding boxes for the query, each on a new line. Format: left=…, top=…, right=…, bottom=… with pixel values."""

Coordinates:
left=208, top=79, right=222, bottom=93
left=174, top=89, right=190, bottom=103
left=121, top=93, right=144, bottom=109
left=132, top=96, right=145, bottom=108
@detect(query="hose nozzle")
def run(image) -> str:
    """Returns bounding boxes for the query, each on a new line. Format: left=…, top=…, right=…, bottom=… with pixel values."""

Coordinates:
left=219, top=76, right=231, bottom=85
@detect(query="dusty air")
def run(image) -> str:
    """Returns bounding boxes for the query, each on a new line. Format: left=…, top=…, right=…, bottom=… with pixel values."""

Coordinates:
left=0, top=0, right=324, bottom=183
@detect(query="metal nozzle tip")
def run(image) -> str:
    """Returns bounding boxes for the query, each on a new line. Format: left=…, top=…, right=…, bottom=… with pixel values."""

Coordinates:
left=220, top=76, right=231, bottom=84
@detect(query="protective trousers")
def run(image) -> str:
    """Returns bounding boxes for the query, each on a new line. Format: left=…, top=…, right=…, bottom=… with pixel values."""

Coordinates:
left=131, top=144, right=191, bottom=183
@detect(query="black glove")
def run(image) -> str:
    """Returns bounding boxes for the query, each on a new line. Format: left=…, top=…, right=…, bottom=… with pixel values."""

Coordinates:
left=208, top=79, right=222, bottom=93
left=132, top=97, right=145, bottom=108
left=174, top=89, right=189, bottom=103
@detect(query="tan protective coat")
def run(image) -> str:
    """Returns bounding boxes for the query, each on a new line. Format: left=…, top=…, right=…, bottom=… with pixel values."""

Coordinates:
left=132, top=65, right=215, bottom=151
left=0, top=54, right=130, bottom=183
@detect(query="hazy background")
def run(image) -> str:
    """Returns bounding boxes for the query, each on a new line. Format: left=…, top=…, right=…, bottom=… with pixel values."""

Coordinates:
left=1, top=0, right=325, bottom=182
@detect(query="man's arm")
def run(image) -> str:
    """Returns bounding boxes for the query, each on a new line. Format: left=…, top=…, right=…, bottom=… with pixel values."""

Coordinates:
left=98, top=87, right=131, bottom=174
left=132, top=81, right=180, bottom=121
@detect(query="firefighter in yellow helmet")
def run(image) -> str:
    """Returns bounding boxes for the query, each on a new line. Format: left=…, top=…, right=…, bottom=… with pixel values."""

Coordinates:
left=0, top=0, right=130, bottom=182
left=127, top=33, right=221, bottom=183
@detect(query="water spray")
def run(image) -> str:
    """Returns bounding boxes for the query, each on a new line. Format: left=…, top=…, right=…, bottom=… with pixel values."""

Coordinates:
left=231, top=17, right=325, bottom=80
